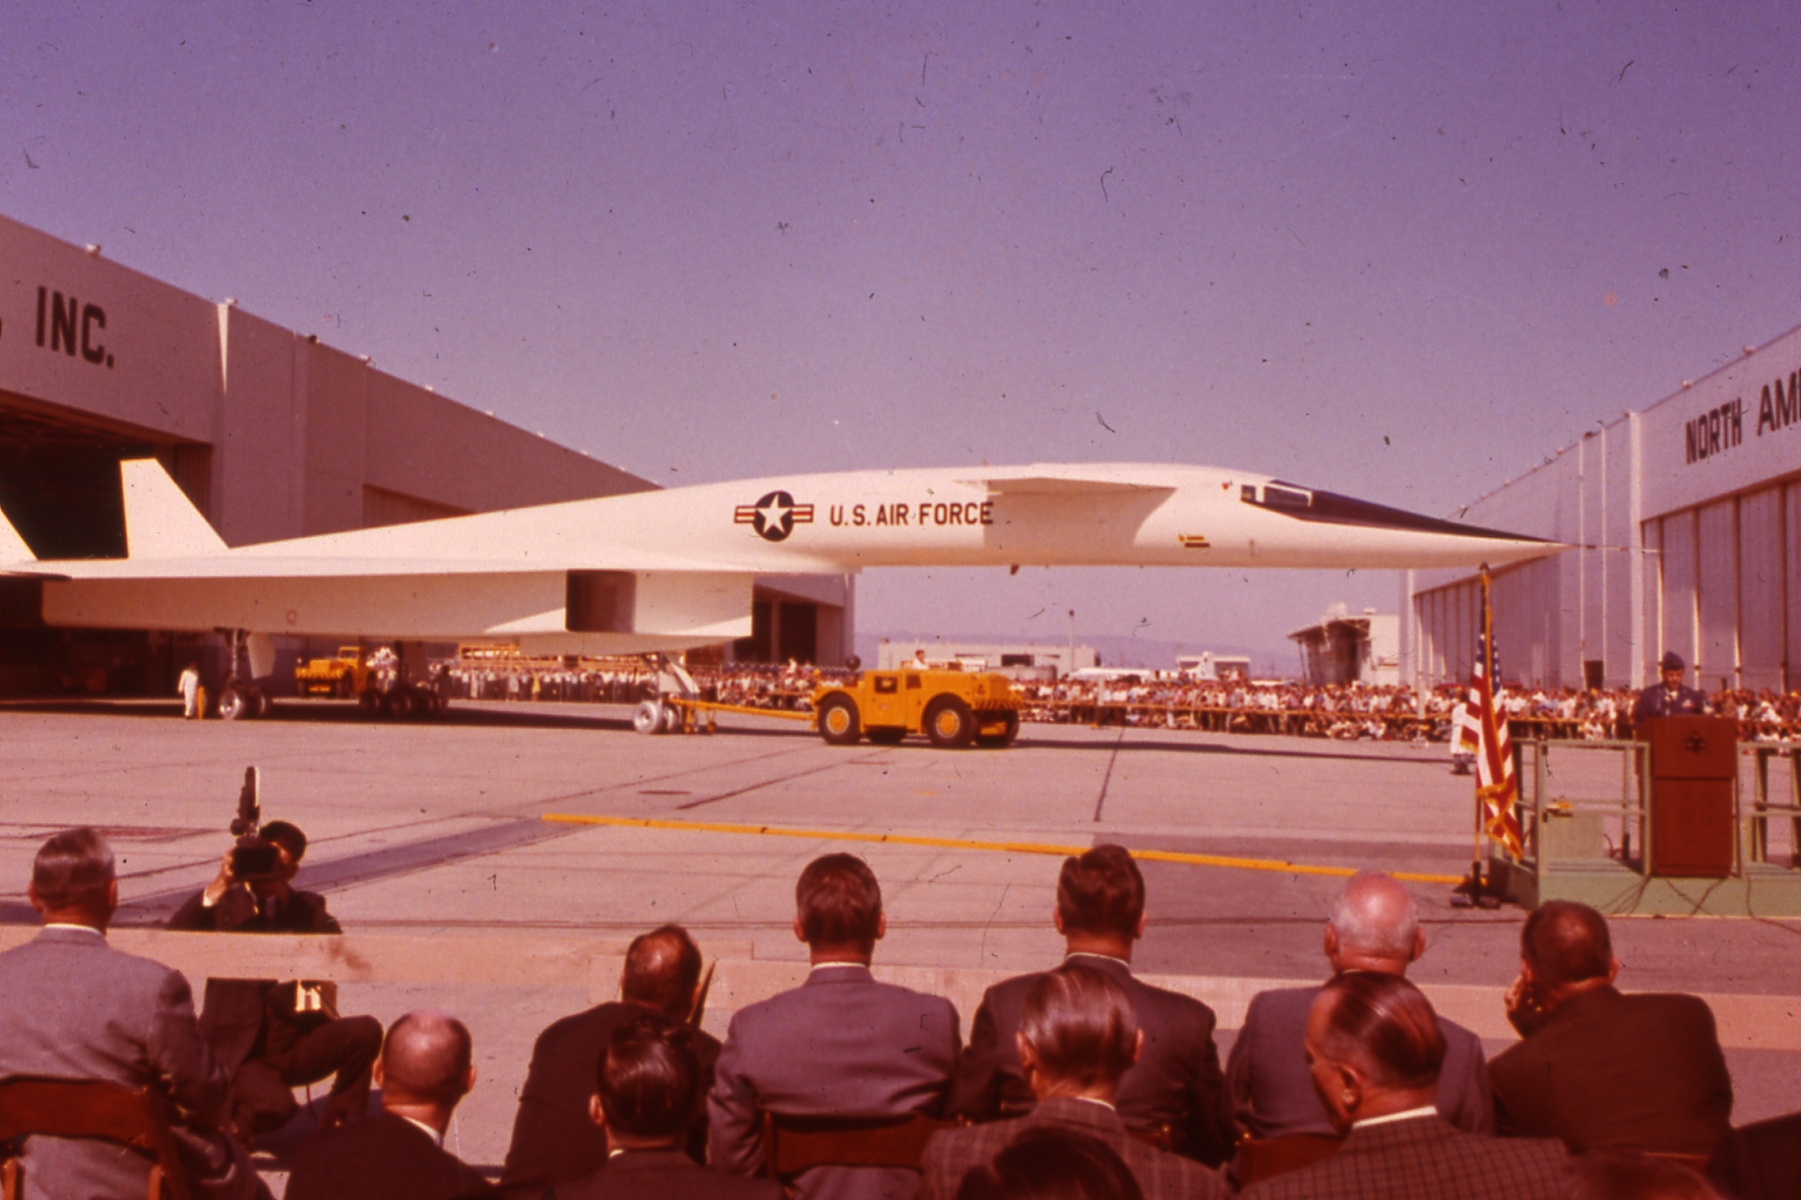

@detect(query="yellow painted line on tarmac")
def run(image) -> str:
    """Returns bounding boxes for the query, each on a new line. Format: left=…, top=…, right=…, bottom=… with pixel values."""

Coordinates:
left=539, top=813, right=1465, bottom=885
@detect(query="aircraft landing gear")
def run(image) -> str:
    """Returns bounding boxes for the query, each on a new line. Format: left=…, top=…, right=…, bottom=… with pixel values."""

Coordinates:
left=217, top=630, right=273, bottom=720
left=633, top=654, right=701, bottom=735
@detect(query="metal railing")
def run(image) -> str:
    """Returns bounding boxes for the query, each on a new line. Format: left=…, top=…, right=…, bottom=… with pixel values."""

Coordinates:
left=1514, top=738, right=1650, bottom=875
left=1511, top=737, right=1801, bottom=878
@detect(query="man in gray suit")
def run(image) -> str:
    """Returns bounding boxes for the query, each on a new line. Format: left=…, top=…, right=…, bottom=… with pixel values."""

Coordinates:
left=1226, top=871, right=1492, bottom=1147
left=0, top=828, right=262, bottom=1200
left=920, top=965, right=1229, bottom=1200
left=708, top=854, right=960, bottom=1200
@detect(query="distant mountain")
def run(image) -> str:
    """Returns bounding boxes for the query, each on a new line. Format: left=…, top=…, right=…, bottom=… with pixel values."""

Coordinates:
left=854, top=630, right=1299, bottom=678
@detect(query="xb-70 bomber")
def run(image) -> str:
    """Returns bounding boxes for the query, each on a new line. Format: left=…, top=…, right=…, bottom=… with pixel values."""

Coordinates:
left=0, top=459, right=1556, bottom=724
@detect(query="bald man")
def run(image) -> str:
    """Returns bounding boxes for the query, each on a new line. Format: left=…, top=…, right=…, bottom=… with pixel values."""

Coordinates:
left=287, top=1011, right=497, bottom=1200
left=504, top=925, right=719, bottom=1196
left=1242, top=974, right=1569, bottom=1199
left=1227, top=872, right=1491, bottom=1148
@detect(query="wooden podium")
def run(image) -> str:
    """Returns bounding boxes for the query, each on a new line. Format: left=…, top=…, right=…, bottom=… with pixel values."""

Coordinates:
left=1640, top=716, right=1738, bottom=877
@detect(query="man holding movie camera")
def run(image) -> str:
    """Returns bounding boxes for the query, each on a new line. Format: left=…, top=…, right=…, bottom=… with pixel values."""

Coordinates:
left=169, top=807, right=383, bottom=1143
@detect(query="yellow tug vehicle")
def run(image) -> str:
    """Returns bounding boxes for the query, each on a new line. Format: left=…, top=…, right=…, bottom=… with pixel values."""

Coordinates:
left=811, top=669, right=1022, bottom=748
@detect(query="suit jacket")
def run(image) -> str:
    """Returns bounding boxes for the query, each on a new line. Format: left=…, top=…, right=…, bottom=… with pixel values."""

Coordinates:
left=168, top=884, right=342, bottom=1075
left=554, top=1148, right=786, bottom=1200
left=919, top=1096, right=1231, bottom=1200
left=0, top=926, right=257, bottom=1200
left=1487, top=985, right=1733, bottom=1156
left=1226, top=984, right=1493, bottom=1140
left=502, top=1001, right=722, bottom=1195
left=1632, top=684, right=1711, bottom=724
left=708, top=964, right=960, bottom=1200
left=1242, top=1114, right=1570, bottom=1200
left=286, top=1111, right=498, bottom=1200
left=946, top=954, right=1232, bottom=1165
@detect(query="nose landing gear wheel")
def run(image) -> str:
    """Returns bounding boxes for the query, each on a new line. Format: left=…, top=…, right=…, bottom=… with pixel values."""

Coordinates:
left=634, top=699, right=667, bottom=734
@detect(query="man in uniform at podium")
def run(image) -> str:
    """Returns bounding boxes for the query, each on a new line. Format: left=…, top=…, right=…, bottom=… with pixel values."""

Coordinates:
left=1632, top=652, right=1711, bottom=728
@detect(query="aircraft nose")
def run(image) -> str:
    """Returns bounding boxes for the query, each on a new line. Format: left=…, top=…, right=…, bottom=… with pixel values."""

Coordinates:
left=1243, top=481, right=1554, bottom=547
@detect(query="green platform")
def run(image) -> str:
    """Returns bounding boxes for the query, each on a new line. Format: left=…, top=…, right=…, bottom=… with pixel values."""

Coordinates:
left=1486, top=740, right=1801, bottom=917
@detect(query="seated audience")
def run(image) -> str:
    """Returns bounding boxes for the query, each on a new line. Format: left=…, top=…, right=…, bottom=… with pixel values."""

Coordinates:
left=920, top=965, right=1229, bottom=1200
left=286, top=1010, right=497, bottom=1200
left=168, top=820, right=383, bottom=1138
left=1242, top=973, right=1570, bottom=1199
left=1567, top=1151, right=1724, bottom=1200
left=948, top=844, right=1233, bottom=1164
left=553, top=1014, right=782, bottom=1200
left=952, top=1127, right=1145, bottom=1200
left=1227, top=871, right=1491, bottom=1143
left=504, top=924, right=717, bottom=1195
left=0, top=828, right=263, bottom=1200
left=1487, top=900, right=1733, bottom=1156
left=709, top=853, right=960, bottom=1200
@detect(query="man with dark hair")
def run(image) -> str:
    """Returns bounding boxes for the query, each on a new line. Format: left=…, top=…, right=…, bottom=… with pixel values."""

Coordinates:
left=1487, top=900, right=1733, bottom=1156
left=710, top=853, right=960, bottom=1200
left=948, top=845, right=1232, bottom=1165
left=554, top=1015, right=782, bottom=1200
left=921, top=965, right=1229, bottom=1200
left=168, top=819, right=382, bottom=1140
left=1633, top=652, right=1712, bottom=726
left=287, top=1010, right=497, bottom=1200
left=0, top=829, right=262, bottom=1200
left=1242, top=974, right=1570, bottom=1199
left=1227, top=872, right=1491, bottom=1147
left=503, top=924, right=720, bottom=1195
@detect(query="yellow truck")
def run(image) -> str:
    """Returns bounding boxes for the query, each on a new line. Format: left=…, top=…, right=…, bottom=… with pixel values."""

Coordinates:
left=810, top=669, right=1022, bottom=748
left=293, top=646, right=369, bottom=698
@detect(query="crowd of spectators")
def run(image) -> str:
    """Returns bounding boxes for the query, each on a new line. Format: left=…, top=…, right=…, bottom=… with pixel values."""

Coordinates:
left=1018, top=679, right=1801, bottom=744
left=437, top=657, right=1801, bottom=745
left=4, top=831, right=1795, bottom=1199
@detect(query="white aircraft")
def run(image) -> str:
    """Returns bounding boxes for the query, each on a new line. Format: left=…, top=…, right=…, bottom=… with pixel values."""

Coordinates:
left=0, top=459, right=1553, bottom=717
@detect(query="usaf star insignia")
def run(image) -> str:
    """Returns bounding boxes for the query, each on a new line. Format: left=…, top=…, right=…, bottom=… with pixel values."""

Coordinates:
left=734, top=491, right=814, bottom=542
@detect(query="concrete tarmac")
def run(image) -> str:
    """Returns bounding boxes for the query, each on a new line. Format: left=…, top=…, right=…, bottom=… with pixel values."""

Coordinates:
left=3, top=697, right=1798, bottom=1180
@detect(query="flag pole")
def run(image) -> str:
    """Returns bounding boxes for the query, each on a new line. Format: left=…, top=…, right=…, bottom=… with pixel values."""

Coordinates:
left=1474, top=567, right=1494, bottom=887
left=1454, top=565, right=1493, bottom=905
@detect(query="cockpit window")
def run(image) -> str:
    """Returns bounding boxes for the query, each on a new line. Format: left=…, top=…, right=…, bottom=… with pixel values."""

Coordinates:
left=1263, top=484, right=1311, bottom=509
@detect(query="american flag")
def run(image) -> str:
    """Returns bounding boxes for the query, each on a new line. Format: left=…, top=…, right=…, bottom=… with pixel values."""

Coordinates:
left=1466, top=615, right=1524, bottom=859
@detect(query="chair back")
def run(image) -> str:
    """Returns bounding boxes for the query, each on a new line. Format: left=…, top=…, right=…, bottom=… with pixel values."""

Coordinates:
left=1234, top=1133, right=1343, bottom=1185
left=0, top=1077, right=192, bottom=1200
left=761, top=1111, right=951, bottom=1177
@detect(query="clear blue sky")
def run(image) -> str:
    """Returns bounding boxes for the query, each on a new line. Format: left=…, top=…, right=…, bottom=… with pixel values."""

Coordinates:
left=4, top=2, right=1796, bottom=668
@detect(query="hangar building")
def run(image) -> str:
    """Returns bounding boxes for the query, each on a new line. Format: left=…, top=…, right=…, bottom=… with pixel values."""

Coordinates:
left=0, top=214, right=852, bottom=694
left=1404, top=320, right=1801, bottom=694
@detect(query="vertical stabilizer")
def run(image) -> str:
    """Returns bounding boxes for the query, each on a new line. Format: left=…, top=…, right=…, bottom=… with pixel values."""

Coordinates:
left=121, top=458, right=227, bottom=558
left=0, top=504, right=34, bottom=563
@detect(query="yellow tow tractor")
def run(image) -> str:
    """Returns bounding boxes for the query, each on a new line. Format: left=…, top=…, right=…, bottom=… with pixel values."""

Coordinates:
left=811, top=669, right=1022, bottom=748
left=293, top=646, right=370, bottom=699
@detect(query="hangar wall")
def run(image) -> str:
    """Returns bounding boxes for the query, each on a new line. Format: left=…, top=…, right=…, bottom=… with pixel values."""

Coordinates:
left=0, top=213, right=854, bottom=688
left=1405, top=320, right=1801, bottom=693
left=0, top=213, right=656, bottom=546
